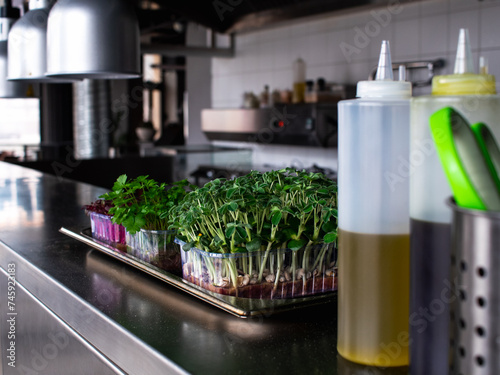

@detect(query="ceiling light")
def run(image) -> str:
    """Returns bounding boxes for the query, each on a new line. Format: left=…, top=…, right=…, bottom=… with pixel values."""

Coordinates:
left=8, top=0, right=79, bottom=82
left=46, top=0, right=141, bottom=80
left=0, top=3, right=29, bottom=97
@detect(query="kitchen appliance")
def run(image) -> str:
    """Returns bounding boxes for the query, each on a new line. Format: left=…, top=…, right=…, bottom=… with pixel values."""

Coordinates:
left=201, top=102, right=338, bottom=148
left=337, top=41, right=412, bottom=367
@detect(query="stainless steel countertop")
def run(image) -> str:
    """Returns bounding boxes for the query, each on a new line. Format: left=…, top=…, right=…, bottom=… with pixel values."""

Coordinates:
left=0, top=162, right=407, bottom=375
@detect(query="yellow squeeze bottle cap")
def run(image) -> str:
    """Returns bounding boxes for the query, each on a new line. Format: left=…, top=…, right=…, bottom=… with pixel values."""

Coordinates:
left=432, top=29, right=496, bottom=95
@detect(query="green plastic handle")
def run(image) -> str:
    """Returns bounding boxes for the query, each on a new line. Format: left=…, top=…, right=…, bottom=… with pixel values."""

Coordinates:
left=471, top=122, right=500, bottom=182
left=429, top=107, right=500, bottom=210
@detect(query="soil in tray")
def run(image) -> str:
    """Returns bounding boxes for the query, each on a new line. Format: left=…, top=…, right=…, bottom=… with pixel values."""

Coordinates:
left=156, top=252, right=182, bottom=277
left=184, top=275, right=337, bottom=299
left=127, top=246, right=183, bottom=277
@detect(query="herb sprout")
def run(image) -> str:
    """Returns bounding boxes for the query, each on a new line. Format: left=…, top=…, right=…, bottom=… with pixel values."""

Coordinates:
left=83, top=199, right=114, bottom=216
left=100, top=174, right=195, bottom=235
left=169, top=168, right=337, bottom=292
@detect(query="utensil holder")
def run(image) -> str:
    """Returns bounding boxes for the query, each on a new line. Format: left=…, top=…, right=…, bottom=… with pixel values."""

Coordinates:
left=449, top=199, right=500, bottom=375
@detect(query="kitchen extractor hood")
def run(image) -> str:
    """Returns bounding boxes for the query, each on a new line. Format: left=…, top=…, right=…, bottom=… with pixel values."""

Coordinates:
left=137, top=0, right=430, bottom=35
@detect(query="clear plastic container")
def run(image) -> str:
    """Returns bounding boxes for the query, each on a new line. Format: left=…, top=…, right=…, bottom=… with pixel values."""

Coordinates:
left=126, top=229, right=181, bottom=274
left=337, top=41, right=411, bottom=367
left=177, top=239, right=337, bottom=299
left=409, top=29, right=500, bottom=375
left=89, top=211, right=126, bottom=249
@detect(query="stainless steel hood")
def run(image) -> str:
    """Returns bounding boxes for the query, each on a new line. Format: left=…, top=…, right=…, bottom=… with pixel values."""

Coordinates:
left=137, top=0, right=429, bottom=35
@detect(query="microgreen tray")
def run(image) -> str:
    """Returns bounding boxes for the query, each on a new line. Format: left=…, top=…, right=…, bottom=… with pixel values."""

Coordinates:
left=60, top=227, right=337, bottom=318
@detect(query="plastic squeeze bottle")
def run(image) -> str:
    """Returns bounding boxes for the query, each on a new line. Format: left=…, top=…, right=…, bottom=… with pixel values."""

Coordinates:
left=409, top=28, right=500, bottom=375
left=337, top=41, right=412, bottom=367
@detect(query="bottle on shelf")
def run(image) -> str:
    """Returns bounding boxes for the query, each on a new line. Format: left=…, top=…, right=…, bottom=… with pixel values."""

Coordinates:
left=292, top=58, right=306, bottom=103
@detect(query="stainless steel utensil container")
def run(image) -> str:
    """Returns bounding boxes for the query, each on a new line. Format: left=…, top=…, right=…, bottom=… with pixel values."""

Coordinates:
left=449, top=199, right=500, bottom=375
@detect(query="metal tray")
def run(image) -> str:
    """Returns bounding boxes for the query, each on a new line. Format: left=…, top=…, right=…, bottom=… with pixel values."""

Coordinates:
left=59, top=227, right=337, bottom=318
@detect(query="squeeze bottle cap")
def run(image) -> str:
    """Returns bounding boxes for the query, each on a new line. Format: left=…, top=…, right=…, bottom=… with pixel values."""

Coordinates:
left=453, top=28, right=474, bottom=74
left=375, top=41, right=393, bottom=80
left=432, top=28, right=496, bottom=95
left=357, top=41, right=412, bottom=98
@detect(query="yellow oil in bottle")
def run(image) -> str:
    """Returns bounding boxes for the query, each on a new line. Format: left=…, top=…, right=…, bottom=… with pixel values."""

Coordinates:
left=337, top=230, right=410, bottom=367
left=292, top=82, right=306, bottom=103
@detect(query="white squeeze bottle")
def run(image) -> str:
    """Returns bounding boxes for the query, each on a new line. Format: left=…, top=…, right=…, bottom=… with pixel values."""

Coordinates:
left=337, top=41, right=412, bottom=366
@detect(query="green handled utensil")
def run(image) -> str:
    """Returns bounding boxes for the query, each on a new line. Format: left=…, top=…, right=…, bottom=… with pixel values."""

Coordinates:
left=471, top=122, right=500, bottom=181
left=429, top=107, right=500, bottom=211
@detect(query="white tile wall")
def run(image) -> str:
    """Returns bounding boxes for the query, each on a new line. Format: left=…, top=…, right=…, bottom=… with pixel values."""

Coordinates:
left=420, top=14, right=448, bottom=55
left=393, top=18, right=421, bottom=60
left=448, top=8, right=480, bottom=52
left=480, top=2, right=500, bottom=49
left=209, top=0, right=500, bottom=168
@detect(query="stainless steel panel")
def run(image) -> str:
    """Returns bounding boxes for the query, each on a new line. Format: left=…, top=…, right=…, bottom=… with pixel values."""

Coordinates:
left=202, top=108, right=272, bottom=133
left=449, top=200, right=500, bottom=375
left=0, top=266, right=124, bottom=375
left=201, top=104, right=338, bottom=147
left=73, top=79, right=111, bottom=159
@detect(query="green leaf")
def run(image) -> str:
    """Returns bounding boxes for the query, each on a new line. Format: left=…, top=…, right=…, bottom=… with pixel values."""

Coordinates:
left=288, top=238, right=307, bottom=251
left=235, top=226, right=247, bottom=239
left=211, top=235, right=224, bottom=248
left=322, top=221, right=336, bottom=233
left=271, top=210, right=282, bottom=226
left=135, top=215, right=146, bottom=228
left=231, top=246, right=247, bottom=254
left=267, top=198, right=282, bottom=207
left=117, top=174, right=127, bottom=185
left=303, top=203, right=314, bottom=213
left=324, top=231, right=337, bottom=243
left=246, top=238, right=261, bottom=252
left=281, top=228, right=297, bottom=241
left=225, top=226, right=235, bottom=238
left=182, top=242, right=194, bottom=252
left=122, top=216, right=135, bottom=229
left=227, top=188, right=239, bottom=199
